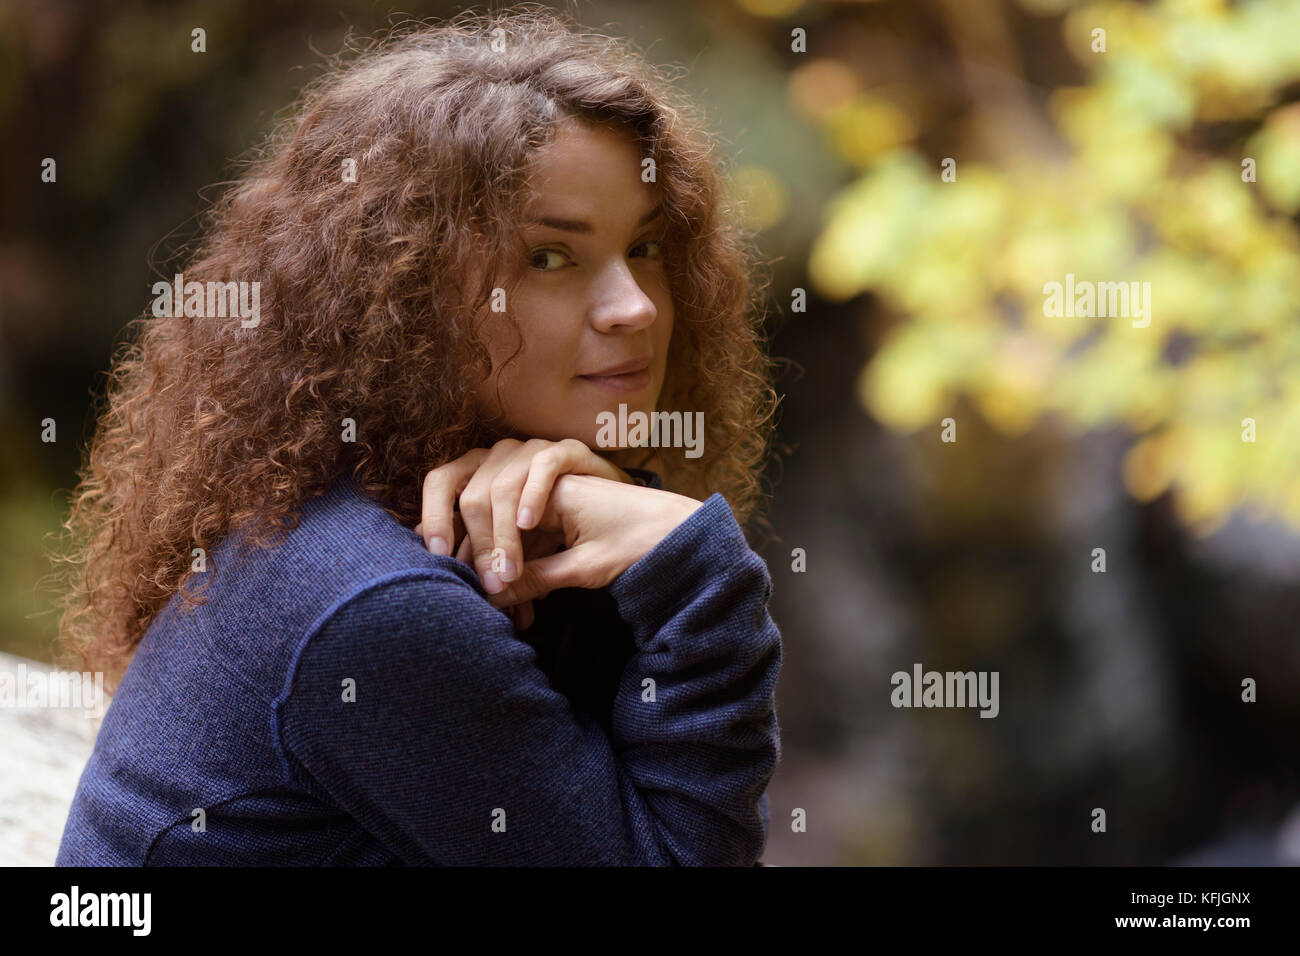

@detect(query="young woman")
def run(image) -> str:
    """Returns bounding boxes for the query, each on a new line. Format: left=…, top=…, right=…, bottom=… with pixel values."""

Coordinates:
left=53, top=7, right=782, bottom=866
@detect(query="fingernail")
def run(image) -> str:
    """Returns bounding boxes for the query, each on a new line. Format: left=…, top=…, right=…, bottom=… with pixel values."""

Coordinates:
left=483, top=570, right=503, bottom=594
left=427, top=536, right=449, bottom=556
left=500, top=558, right=518, bottom=582
left=517, top=506, right=534, bottom=528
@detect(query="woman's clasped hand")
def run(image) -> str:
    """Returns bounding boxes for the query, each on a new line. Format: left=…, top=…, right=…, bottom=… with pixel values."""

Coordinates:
left=413, top=438, right=700, bottom=630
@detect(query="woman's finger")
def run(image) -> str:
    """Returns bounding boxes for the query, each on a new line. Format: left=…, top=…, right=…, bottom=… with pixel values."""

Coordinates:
left=483, top=546, right=591, bottom=609
left=486, top=439, right=558, bottom=587
left=420, top=448, right=488, bottom=555
left=455, top=531, right=473, bottom=566
left=517, top=438, right=625, bottom=530
left=456, top=440, right=523, bottom=594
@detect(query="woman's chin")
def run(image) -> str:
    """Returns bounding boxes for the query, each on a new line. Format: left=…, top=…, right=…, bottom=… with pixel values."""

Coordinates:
left=507, top=397, right=662, bottom=451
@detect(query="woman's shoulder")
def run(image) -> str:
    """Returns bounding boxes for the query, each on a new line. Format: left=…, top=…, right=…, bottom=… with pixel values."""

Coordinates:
left=220, top=475, right=465, bottom=590
left=178, top=476, right=483, bottom=698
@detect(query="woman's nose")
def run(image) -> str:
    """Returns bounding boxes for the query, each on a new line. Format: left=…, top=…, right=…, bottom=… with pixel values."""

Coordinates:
left=588, top=260, right=658, bottom=333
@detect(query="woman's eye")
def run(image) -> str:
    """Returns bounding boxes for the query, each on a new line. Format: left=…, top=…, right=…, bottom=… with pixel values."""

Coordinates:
left=528, top=249, right=569, bottom=271
left=632, top=239, right=665, bottom=259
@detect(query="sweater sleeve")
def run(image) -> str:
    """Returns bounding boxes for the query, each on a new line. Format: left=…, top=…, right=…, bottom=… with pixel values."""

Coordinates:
left=275, top=492, right=781, bottom=866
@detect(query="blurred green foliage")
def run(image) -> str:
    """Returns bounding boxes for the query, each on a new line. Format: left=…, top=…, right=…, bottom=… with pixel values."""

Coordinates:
left=0, top=485, right=65, bottom=661
left=807, top=0, right=1300, bottom=537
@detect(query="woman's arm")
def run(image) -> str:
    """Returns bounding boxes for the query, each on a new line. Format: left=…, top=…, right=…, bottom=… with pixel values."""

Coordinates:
left=274, top=491, right=781, bottom=866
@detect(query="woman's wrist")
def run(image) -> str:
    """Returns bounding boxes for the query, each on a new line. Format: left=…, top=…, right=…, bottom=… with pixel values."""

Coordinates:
left=613, top=488, right=702, bottom=575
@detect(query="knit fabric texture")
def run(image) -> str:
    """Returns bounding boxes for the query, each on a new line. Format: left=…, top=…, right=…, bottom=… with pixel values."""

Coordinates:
left=55, top=469, right=782, bottom=866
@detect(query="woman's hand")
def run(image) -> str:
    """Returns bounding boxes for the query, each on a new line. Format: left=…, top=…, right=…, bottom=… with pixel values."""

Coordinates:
left=478, top=474, right=702, bottom=611
left=413, top=438, right=634, bottom=626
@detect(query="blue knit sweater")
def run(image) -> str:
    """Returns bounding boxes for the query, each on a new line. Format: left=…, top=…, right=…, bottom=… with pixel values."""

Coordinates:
left=55, top=470, right=782, bottom=866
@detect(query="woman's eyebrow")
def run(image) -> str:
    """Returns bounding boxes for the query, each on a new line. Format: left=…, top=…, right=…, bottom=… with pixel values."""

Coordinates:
left=524, top=204, right=663, bottom=234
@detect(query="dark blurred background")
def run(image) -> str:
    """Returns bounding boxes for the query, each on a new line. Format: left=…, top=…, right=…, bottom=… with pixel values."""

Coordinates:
left=3, top=0, right=1299, bottom=865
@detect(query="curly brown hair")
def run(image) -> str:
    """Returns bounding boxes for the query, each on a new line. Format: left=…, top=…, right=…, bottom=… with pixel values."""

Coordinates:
left=51, top=5, right=779, bottom=694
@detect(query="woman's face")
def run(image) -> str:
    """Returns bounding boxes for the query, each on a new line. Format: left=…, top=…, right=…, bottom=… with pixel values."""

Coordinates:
left=471, top=120, right=674, bottom=450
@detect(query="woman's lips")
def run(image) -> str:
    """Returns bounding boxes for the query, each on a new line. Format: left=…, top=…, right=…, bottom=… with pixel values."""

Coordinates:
left=577, top=368, right=652, bottom=392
